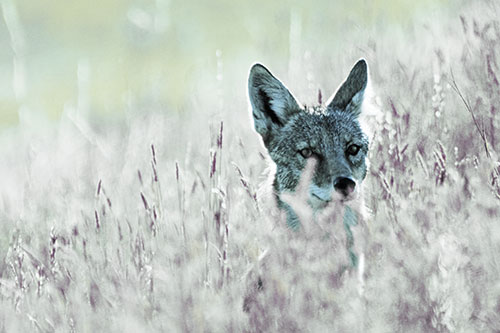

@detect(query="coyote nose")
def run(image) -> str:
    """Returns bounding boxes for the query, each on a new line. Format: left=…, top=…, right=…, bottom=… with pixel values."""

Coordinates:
left=334, top=177, right=356, bottom=197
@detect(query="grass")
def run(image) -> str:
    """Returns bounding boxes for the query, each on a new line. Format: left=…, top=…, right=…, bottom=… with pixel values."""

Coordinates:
left=1, top=0, right=500, bottom=332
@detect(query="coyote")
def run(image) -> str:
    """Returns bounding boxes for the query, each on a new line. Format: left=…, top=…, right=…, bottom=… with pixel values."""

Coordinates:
left=248, top=59, right=370, bottom=230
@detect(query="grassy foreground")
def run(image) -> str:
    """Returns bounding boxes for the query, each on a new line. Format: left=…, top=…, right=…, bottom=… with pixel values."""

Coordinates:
left=1, top=1, right=500, bottom=332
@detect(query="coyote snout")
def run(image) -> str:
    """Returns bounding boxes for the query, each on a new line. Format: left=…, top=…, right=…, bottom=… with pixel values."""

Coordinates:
left=248, top=59, right=370, bottom=229
left=308, top=176, right=357, bottom=208
left=334, top=177, right=356, bottom=198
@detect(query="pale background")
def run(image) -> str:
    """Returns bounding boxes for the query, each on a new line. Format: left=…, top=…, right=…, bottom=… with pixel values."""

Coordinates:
left=1, top=0, right=451, bottom=127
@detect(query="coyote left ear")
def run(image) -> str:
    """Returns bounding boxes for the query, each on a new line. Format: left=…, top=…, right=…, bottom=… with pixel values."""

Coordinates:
left=248, top=63, right=301, bottom=147
left=327, top=59, right=368, bottom=116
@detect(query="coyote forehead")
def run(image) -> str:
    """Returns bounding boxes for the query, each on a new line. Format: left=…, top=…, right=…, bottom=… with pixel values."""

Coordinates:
left=248, top=59, right=370, bottom=229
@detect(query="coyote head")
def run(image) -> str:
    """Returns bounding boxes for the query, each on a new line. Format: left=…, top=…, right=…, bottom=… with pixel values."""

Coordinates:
left=248, top=59, right=369, bottom=228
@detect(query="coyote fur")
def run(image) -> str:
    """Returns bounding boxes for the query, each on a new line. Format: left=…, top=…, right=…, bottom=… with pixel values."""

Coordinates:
left=248, top=59, right=370, bottom=231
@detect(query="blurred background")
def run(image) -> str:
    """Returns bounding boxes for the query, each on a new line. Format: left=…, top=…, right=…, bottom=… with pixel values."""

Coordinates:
left=4, top=1, right=500, bottom=331
left=0, top=0, right=456, bottom=129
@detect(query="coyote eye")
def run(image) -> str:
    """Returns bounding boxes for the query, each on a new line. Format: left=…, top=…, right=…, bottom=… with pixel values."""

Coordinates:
left=299, top=148, right=313, bottom=158
left=346, top=144, right=360, bottom=156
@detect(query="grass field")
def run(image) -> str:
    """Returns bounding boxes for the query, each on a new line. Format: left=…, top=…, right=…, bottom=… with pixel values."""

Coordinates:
left=1, top=0, right=500, bottom=332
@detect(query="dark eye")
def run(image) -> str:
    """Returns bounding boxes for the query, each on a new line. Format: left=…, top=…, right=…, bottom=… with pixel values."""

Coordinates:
left=346, top=144, right=360, bottom=156
left=299, top=148, right=313, bottom=158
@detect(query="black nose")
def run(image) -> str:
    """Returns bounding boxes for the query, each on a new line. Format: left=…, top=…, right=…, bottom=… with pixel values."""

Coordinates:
left=334, top=177, right=356, bottom=197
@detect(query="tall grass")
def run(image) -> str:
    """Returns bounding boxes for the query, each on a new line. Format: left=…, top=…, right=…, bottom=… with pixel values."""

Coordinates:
left=1, top=1, right=500, bottom=332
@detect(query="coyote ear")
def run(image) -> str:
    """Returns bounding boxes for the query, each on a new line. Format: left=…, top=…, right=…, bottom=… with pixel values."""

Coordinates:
left=327, top=59, right=368, bottom=116
left=248, top=63, right=301, bottom=145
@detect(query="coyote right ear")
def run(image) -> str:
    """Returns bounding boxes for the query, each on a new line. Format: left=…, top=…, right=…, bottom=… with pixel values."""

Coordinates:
left=327, top=59, right=368, bottom=116
left=248, top=63, right=301, bottom=146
